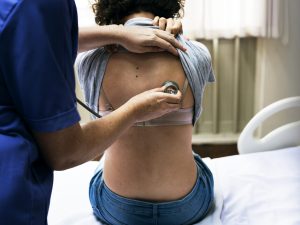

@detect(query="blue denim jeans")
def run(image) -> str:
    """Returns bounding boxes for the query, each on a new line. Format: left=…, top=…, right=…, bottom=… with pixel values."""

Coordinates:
left=89, top=153, right=214, bottom=225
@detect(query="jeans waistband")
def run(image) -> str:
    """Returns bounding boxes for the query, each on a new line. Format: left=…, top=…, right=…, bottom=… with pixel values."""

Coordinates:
left=90, top=153, right=215, bottom=225
left=99, top=163, right=206, bottom=215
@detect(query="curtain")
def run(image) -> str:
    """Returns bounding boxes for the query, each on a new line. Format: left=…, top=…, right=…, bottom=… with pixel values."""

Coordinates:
left=182, top=0, right=282, bottom=40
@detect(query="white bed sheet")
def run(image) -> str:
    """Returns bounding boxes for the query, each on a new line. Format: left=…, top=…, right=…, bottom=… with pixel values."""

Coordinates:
left=48, top=147, right=300, bottom=225
left=213, top=146, right=300, bottom=225
left=48, top=157, right=223, bottom=225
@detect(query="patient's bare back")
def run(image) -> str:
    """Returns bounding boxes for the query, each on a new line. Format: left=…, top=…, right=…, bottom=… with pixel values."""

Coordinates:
left=101, top=51, right=197, bottom=202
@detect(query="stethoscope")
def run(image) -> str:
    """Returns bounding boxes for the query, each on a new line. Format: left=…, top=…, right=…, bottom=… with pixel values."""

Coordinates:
left=76, top=97, right=102, bottom=118
left=76, top=81, right=179, bottom=119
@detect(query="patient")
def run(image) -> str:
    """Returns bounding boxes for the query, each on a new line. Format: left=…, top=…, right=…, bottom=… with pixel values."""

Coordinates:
left=76, top=0, right=215, bottom=224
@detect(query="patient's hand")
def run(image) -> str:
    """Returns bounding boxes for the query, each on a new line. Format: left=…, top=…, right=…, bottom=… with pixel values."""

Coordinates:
left=153, top=17, right=183, bottom=35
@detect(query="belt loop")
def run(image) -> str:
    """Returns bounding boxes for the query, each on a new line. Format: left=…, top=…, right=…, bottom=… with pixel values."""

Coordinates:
left=153, top=204, right=158, bottom=224
left=153, top=204, right=158, bottom=225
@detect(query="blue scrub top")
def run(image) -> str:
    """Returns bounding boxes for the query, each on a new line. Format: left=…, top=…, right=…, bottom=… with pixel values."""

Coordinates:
left=0, top=0, right=80, bottom=224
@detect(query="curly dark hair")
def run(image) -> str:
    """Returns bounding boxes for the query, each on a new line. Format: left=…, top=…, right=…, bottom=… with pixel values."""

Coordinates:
left=92, top=0, right=184, bottom=25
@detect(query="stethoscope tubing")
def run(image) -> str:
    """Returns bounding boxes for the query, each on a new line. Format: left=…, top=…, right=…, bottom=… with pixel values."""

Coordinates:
left=76, top=98, right=101, bottom=118
left=76, top=81, right=179, bottom=119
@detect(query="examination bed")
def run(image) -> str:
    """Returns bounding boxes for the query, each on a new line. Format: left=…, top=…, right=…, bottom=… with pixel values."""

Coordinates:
left=48, top=146, right=300, bottom=225
left=48, top=97, right=300, bottom=225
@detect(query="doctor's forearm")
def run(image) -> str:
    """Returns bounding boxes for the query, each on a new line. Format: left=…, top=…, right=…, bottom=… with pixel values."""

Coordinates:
left=34, top=89, right=181, bottom=171
left=34, top=102, right=136, bottom=171
left=78, top=24, right=185, bottom=55
left=78, top=25, right=122, bottom=52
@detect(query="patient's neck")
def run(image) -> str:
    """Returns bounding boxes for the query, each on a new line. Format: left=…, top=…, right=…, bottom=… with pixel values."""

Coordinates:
left=123, top=12, right=155, bottom=23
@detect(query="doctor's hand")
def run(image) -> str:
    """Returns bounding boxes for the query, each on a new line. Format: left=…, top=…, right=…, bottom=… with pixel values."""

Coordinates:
left=78, top=18, right=185, bottom=54
left=116, top=19, right=186, bottom=56
left=125, top=87, right=182, bottom=123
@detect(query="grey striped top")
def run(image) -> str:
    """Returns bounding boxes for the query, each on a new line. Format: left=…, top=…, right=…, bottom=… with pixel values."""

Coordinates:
left=76, top=17, right=215, bottom=126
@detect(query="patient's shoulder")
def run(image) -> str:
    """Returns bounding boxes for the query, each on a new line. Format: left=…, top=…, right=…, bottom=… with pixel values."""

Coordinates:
left=75, top=48, right=108, bottom=84
left=76, top=48, right=107, bottom=70
left=188, top=40, right=212, bottom=64
left=178, top=37, right=215, bottom=83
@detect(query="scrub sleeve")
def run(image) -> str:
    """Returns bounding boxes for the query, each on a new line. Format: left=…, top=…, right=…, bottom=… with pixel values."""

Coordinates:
left=0, top=0, right=80, bottom=224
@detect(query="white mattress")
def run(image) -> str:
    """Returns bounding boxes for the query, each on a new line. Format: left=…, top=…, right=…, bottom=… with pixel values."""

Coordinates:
left=48, top=146, right=300, bottom=225
left=214, top=146, right=300, bottom=225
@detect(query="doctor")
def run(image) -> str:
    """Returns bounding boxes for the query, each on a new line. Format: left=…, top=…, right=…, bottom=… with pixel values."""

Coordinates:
left=0, top=0, right=185, bottom=224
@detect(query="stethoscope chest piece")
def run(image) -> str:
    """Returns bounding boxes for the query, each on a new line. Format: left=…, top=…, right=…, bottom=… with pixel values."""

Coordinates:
left=162, top=81, right=179, bottom=95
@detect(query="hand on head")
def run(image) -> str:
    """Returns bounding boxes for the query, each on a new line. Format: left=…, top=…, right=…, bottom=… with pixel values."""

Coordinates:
left=153, top=16, right=183, bottom=35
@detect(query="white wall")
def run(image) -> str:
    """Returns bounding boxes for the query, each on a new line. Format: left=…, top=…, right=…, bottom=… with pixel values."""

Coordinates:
left=75, top=0, right=94, bottom=27
left=255, top=0, right=300, bottom=136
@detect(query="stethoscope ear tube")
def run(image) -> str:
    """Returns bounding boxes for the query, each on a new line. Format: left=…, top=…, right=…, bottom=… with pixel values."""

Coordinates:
left=76, top=98, right=101, bottom=118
